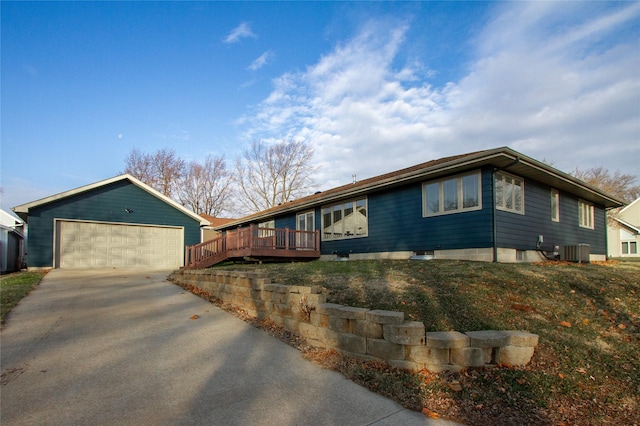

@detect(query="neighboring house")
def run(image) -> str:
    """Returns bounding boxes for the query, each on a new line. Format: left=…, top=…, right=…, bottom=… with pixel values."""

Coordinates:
left=13, top=174, right=209, bottom=269
left=607, top=198, right=640, bottom=258
left=213, top=147, right=624, bottom=263
left=199, top=214, right=236, bottom=241
left=0, top=209, right=26, bottom=273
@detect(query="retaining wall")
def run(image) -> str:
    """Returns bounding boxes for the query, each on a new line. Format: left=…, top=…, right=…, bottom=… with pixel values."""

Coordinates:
left=169, top=269, right=539, bottom=372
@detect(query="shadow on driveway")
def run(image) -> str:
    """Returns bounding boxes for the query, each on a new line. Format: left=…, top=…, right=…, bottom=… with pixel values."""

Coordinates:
left=0, top=269, right=460, bottom=425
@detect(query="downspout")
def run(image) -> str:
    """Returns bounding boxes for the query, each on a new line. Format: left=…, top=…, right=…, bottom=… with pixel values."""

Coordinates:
left=492, top=168, right=498, bottom=263
left=604, top=206, right=615, bottom=259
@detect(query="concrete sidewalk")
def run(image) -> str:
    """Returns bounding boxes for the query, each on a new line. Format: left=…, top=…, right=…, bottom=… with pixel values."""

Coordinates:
left=1, top=269, right=460, bottom=426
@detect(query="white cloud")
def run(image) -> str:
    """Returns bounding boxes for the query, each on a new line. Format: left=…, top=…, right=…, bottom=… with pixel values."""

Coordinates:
left=248, top=51, right=274, bottom=71
left=224, top=22, right=256, bottom=44
left=240, top=4, right=640, bottom=191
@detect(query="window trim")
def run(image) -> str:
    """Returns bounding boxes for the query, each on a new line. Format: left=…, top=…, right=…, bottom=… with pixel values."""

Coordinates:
left=321, top=198, right=368, bottom=241
left=296, top=211, right=315, bottom=232
left=551, top=189, right=560, bottom=222
left=495, top=172, right=525, bottom=215
left=422, top=170, right=482, bottom=217
left=621, top=241, right=637, bottom=255
left=257, top=219, right=275, bottom=237
left=578, top=199, right=594, bottom=229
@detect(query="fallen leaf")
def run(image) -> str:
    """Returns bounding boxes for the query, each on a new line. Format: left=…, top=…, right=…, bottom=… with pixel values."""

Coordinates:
left=558, top=373, right=566, bottom=379
left=511, top=303, right=535, bottom=313
left=560, top=321, right=572, bottom=328
left=422, top=408, right=439, bottom=418
left=618, top=323, right=627, bottom=330
left=582, top=319, right=590, bottom=325
left=449, top=381, right=463, bottom=392
left=190, top=315, right=199, bottom=320
left=576, top=368, right=587, bottom=374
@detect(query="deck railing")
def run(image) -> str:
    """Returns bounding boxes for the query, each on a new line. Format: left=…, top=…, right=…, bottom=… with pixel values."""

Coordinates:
left=184, top=225, right=320, bottom=269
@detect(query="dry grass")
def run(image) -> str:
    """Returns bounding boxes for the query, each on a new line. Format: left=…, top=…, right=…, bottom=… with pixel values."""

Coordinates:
left=212, top=259, right=640, bottom=425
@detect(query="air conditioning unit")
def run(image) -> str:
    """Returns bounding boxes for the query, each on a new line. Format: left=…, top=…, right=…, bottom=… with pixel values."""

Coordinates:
left=560, top=244, right=590, bottom=263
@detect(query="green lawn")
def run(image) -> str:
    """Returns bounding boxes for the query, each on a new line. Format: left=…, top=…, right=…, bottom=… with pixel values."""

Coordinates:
left=1, top=271, right=47, bottom=324
left=214, top=259, right=640, bottom=425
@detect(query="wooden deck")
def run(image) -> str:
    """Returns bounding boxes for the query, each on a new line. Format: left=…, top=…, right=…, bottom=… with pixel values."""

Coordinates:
left=182, top=225, right=321, bottom=269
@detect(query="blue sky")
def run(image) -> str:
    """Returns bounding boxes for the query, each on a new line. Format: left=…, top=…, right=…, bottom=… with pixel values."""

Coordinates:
left=2, top=1, right=639, bottom=213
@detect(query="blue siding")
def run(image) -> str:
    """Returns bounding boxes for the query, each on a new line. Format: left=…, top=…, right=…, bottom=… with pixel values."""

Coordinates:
left=275, top=216, right=296, bottom=230
left=495, top=178, right=607, bottom=254
left=239, top=166, right=608, bottom=259
left=263, top=168, right=495, bottom=256
left=321, top=177, right=493, bottom=255
left=27, top=180, right=202, bottom=267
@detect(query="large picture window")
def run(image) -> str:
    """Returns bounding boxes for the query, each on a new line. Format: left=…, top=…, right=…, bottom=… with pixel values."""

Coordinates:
left=423, top=171, right=481, bottom=217
left=322, top=198, right=367, bottom=240
left=578, top=199, right=594, bottom=229
left=495, top=173, right=524, bottom=214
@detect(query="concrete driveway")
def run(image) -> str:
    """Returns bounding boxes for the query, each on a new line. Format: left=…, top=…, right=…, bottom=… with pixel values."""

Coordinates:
left=1, top=269, right=460, bottom=426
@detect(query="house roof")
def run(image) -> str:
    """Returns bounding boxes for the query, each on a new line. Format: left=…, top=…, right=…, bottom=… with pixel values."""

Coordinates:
left=216, top=146, right=625, bottom=231
left=619, top=197, right=640, bottom=216
left=0, top=209, right=24, bottom=227
left=199, top=214, right=237, bottom=228
left=12, top=174, right=210, bottom=226
left=611, top=216, right=640, bottom=234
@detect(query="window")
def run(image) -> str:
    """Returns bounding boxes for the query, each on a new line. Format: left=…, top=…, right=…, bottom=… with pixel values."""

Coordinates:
left=297, top=211, right=314, bottom=232
left=322, top=198, right=367, bottom=240
left=258, top=220, right=275, bottom=237
left=423, top=171, right=481, bottom=216
left=578, top=200, right=594, bottom=229
left=297, top=211, right=315, bottom=249
left=551, top=189, right=559, bottom=222
left=495, top=173, right=524, bottom=214
left=622, top=241, right=638, bottom=255
left=258, top=220, right=275, bottom=228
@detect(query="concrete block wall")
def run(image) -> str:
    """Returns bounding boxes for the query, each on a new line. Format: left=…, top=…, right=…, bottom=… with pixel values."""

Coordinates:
left=169, top=269, right=539, bottom=372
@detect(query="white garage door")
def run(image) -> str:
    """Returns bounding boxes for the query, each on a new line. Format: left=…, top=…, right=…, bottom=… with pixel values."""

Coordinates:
left=56, top=220, right=183, bottom=269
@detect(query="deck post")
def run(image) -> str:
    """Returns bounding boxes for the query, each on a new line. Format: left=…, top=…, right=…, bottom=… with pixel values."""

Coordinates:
left=285, top=227, right=289, bottom=250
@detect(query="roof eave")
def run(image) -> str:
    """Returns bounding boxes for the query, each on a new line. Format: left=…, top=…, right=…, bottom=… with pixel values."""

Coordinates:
left=215, top=147, right=624, bottom=230
left=12, top=174, right=210, bottom=226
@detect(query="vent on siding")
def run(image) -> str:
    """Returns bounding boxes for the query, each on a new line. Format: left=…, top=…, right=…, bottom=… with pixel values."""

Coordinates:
left=560, top=244, right=590, bottom=263
left=333, top=251, right=350, bottom=261
left=410, top=250, right=435, bottom=260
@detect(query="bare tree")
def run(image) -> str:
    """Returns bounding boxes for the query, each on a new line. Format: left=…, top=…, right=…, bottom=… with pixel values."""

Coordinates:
left=177, top=155, right=233, bottom=216
left=234, top=140, right=317, bottom=213
left=154, top=148, right=186, bottom=197
left=123, top=148, right=154, bottom=184
left=123, top=148, right=185, bottom=198
left=572, top=167, right=640, bottom=203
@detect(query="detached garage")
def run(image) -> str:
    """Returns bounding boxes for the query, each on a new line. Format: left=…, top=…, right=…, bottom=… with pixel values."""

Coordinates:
left=13, top=174, right=209, bottom=269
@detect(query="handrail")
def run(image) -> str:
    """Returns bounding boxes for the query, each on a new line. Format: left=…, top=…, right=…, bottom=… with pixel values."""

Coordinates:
left=184, top=224, right=320, bottom=269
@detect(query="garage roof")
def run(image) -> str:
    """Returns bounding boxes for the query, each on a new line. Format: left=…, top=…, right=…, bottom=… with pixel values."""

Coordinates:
left=12, top=174, right=210, bottom=226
